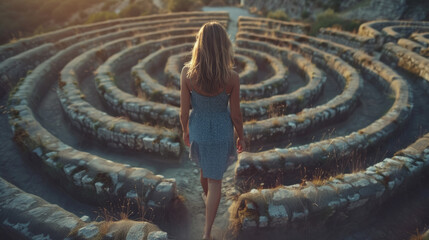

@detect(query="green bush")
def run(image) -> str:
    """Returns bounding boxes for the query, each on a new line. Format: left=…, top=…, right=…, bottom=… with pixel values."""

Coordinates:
left=85, top=11, right=119, bottom=24
left=119, top=4, right=143, bottom=17
left=267, top=10, right=289, bottom=21
left=310, top=9, right=362, bottom=35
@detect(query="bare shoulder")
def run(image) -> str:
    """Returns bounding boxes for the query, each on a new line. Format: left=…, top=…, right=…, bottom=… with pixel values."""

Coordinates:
left=180, top=66, right=191, bottom=90
left=181, top=66, right=189, bottom=76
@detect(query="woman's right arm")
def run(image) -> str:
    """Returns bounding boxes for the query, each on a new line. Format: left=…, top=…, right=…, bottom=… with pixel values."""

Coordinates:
left=229, top=72, right=245, bottom=152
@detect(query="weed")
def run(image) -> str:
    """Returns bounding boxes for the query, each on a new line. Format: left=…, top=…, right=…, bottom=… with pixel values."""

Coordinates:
left=267, top=10, right=289, bottom=21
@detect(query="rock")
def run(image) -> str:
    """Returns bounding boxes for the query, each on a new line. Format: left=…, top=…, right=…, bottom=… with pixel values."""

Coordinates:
left=45, top=211, right=79, bottom=230
left=268, top=204, right=288, bottom=226
left=193, top=169, right=199, bottom=175
left=63, top=164, right=77, bottom=176
left=78, top=223, right=99, bottom=239
left=32, top=147, right=43, bottom=157
left=272, top=188, right=294, bottom=202
left=73, top=170, right=86, bottom=186
left=4, top=193, right=37, bottom=211
left=347, top=198, right=368, bottom=210
left=155, top=182, right=174, bottom=193
left=80, top=215, right=91, bottom=223
left=250, top=189, right=258, bottom=194
left=148, top=231, right=168, bottom=240
left=126, top=222, right=147, bottom=240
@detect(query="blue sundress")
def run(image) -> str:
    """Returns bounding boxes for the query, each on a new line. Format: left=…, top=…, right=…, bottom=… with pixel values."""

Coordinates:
left=188, top=87, right=237, bottom=180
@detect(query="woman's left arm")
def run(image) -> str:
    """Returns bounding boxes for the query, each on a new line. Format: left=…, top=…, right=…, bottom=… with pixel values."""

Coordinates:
left=180, top=67, right=191, bottom=146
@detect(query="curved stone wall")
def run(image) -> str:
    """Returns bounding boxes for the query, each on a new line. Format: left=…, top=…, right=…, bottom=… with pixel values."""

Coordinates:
left=2, top=12, right=429, bottom=239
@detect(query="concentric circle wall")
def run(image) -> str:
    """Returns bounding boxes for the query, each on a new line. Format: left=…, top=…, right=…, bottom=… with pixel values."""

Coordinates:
left=1, top=10, right=429, bottom=239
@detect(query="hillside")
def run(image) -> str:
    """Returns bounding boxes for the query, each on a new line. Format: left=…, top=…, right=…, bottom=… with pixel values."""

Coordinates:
left=242, top=0, right=429, bottom=21
left=0, top=0, right=159, bottom=45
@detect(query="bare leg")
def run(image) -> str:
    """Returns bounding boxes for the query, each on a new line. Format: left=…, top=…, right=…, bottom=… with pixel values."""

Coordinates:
left=203, top=178, right=222, bottom=239
left=200, top=169, right=208, bottom=196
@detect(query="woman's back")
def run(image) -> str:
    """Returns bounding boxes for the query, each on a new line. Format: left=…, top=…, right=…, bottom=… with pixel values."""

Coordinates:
left=189, top=82, right=233, bottom=145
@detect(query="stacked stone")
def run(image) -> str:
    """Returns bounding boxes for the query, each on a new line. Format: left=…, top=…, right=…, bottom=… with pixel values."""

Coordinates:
left=231, top=132, right=429, bottom=230
left=7, top=102, right=177, bottom=214
left=163, top=52, right=259, bottom=87
left=5, top=11, right=232, bottom=226
left=358, top=20, right=429, bottom=44
left=410, top=32, right=429, bottom=57
left=133, top=43, right=195, bottom=106
left=233, top=54, right=259, bottom=84
left=0, top=12, right=229, bottom=97
left=318, top=27, right=378, bottom=52
left=238, top=26, right=354, bottom=56
left=0, top=44, right=57, bottom=96
left=164, top=52, right=190, bottom=89
left=239, top=44, right=325, bottom=120
left=0, top=11, right=229, bottom=62
left=235, top=22, right=411, bottom=93
left=56, top=16, right=228, bottom=48
left=381, top=42, right=429, bottom=91
left=381, top=26, right=429, bottom=43
left=94, top=34, right=199, bottom=128
left=134, top=44, right=289, bottom=103
left=397, top=38, right=424, bottom=53
left=58, top=44, right=181, bottom=156
left=410, top=32, right=429, bottom=48
left=237, top=38, right=361, bottom=144
left=234, top=17, right=412, bottom=191
left=233, top=47, right=289, bottom=100
left=0, top=177, right=168, bottom=240
left=238, top=16, right=310, bottom=34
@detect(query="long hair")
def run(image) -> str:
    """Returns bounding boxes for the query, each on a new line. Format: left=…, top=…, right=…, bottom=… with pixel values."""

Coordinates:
left=185, top=21, right=234, bottom=93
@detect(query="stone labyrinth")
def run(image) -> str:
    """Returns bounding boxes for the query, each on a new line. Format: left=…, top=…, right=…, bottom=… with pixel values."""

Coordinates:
left=1, top=10, right=429, bottom=239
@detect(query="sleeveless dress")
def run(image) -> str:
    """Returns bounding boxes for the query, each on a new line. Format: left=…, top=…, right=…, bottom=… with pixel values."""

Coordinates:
left=188, top=85, right=237, bottom=180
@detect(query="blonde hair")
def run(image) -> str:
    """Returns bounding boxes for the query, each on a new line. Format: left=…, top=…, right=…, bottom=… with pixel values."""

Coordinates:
left=185, top=21, right=234, bottom=93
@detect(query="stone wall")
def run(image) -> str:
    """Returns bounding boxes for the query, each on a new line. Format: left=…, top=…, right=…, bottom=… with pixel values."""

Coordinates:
left=381, top=42, right=429, bottom=92
left=0, top=177, right=168, bottom=240
left=4, top=13, right=234, bottom=220
left=318, top=27, right=379, bottom=52
left=230, top=132, right=429, bottom=232
left=0, top=13, right=229, bottom=98
left=233, top=20, right=412, bottom=189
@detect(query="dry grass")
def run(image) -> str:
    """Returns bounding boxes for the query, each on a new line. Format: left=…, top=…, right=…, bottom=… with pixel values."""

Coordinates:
left=245, top=119, right=258, bottom=124
left=116, top=115, right=131, bottom=121
left=409, top=227, right=429, bottom=240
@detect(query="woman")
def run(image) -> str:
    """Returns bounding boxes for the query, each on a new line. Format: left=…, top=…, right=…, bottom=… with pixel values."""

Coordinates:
left=179, top=21, right=245, bottom=240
